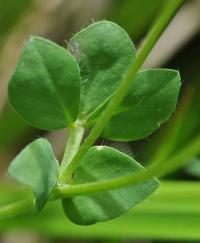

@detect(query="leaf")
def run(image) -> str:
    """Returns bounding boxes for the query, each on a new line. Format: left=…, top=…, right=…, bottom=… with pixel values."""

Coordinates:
left=8, top=138, right=60, bottom=209
left=8, top=37, right=80, bottom=131
left=103, top=69, right=181, bottom=141
left=68, top=20, right=136, bottom=115
left=62, top=146, right=159, bottom=225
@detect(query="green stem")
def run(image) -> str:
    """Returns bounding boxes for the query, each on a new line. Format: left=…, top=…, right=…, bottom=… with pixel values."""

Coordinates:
left=59, top=121, right=84, bottom=181
left=59, top=0, right=184, bottom=182
left=55, top=134, right=200, bottom=199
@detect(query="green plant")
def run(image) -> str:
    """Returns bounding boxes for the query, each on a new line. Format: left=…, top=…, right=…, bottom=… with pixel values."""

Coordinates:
left=1, top=0, right=194, bottom=227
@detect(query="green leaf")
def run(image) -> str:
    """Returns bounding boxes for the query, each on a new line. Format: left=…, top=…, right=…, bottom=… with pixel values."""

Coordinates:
left=68, top=20, right=136, bottom=115
left=8, top=138, right=60, bottom=209
left=8, top=37, right=80, bottom=131
left=62, top=146, right=159, bottom=225
left=103, top=69, right=181, bottom=141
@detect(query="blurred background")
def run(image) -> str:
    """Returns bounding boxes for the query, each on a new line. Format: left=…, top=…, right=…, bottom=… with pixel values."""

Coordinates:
left=1, top=0, right=200, bottom=242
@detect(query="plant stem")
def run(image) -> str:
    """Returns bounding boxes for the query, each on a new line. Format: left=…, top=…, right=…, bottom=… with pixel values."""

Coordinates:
left=55, top=134, right=200, bottom=199
left=59, top=121, right=84, bottom=181
left=59, top=0, right=184, bottom=182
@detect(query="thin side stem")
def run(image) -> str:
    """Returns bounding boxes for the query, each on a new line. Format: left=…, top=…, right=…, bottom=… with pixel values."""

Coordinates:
left=59, top=0, right=184, bottom=182
left=56, top=134, right=200, bottom=199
